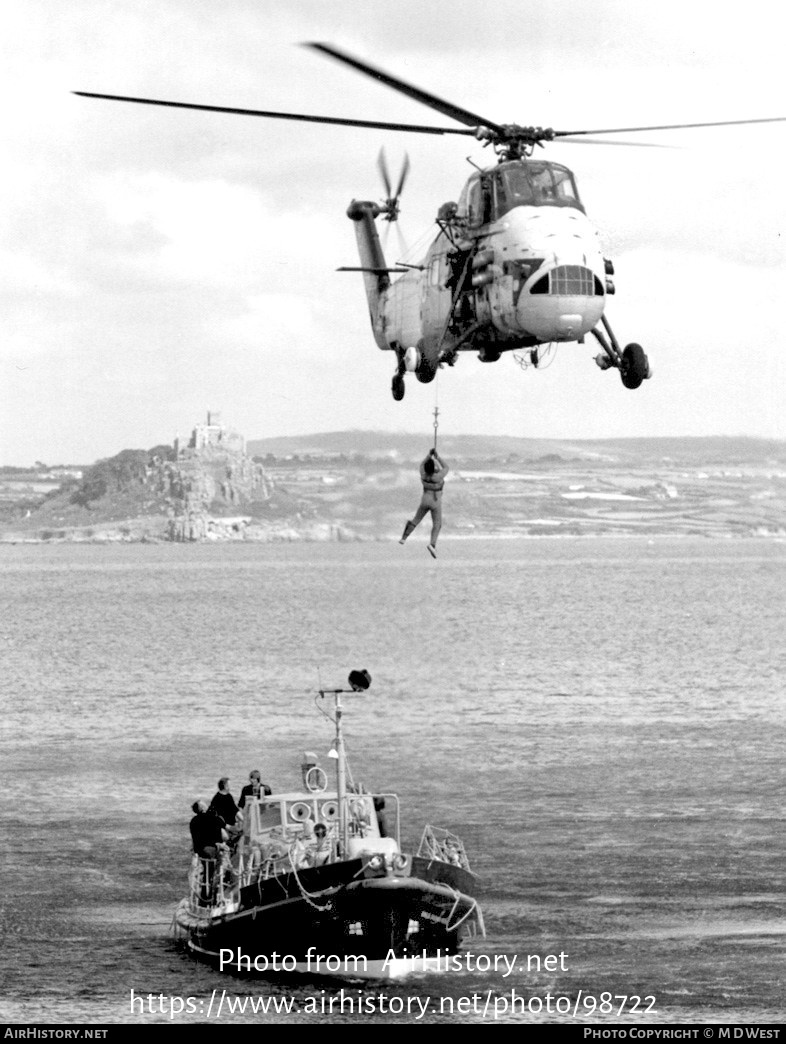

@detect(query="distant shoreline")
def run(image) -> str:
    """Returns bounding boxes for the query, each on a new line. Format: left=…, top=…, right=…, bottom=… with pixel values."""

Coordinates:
left=1, top=530, right=784, bottom=546
left=4, top=431, right=784, bottom=545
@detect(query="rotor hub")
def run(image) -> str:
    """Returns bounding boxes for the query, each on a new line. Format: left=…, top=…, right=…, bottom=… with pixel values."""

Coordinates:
left=475, top=123, right=557, bottom=159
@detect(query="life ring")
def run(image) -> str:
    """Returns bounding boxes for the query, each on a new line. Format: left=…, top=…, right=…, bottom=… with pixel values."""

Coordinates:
left=289, top=801, right=312, bottom=822
left=321, top=800, right=339, bottom=821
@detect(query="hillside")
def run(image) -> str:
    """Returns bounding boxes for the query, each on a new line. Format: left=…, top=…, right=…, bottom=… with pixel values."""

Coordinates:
left=252, top=434, right=786, bottom=541
left=3, top=431, right=782, bottom=542
left=248, top=432, right=786, bottom=467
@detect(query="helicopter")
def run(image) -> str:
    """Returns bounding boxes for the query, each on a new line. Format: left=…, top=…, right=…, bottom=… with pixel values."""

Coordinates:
left=75, top=43, right=786, bottom=402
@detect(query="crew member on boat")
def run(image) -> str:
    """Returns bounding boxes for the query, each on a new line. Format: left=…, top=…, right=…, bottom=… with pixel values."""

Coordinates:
left=308, top=822, right=332, bottom=867
left=189, top=800, right=227, bottom=901
left=238, top=769, right=272, bottom=809
left=209, top=777, right=239, bottom=826
left=189, top=800, right=226, bottom=857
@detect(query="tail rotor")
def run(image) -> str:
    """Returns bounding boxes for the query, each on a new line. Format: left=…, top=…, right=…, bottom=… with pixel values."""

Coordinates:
left=377, top=147, right=410, bottom=223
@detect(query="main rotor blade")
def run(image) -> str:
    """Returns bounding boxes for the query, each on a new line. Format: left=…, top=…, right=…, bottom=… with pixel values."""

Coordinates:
left=555, top=115, right=786, bottom=136
left=305, top=42, right=503, bottom=134
left=72, top=91, right=476, bottom=136
left=557, top=136, right=674, bottom=148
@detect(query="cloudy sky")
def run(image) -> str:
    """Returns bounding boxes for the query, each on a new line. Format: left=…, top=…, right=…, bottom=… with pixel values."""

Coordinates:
left=2, top=0, right=785, bottom=464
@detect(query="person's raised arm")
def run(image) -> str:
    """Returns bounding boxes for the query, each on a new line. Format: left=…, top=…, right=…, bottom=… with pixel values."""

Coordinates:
left=433, top=451, right=449, bottom=475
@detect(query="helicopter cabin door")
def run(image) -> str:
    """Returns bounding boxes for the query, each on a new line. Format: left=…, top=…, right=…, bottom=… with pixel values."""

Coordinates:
left=421, top=236, right=454, bottom=355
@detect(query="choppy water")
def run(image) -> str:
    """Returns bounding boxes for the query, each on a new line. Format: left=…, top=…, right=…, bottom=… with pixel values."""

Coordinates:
left=1, top=538, right=784, bottom=1024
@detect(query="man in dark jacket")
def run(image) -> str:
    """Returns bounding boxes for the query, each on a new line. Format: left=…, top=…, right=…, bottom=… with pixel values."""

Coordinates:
left=209, top=777, right=239, bottom=826
left=189, top=800, right=226, bottom=858
left=189, top=800, right=227, bottom=903
left=238, top=769, right=272, bottom=809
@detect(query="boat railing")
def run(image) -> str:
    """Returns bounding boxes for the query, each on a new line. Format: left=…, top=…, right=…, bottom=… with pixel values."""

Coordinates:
left=417, top=825, right=472, bottom=871
left=188, top=849, right=239, bottom=911
left=235, top=827, right=339, bottom=887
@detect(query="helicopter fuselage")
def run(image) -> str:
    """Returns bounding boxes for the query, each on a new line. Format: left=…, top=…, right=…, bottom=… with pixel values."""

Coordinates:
left=81, top=36, right=786, bottom=402
left=348, top=158, right=610, bottom=383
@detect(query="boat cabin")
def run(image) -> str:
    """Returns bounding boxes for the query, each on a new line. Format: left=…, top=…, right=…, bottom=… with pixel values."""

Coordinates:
left=457, top=159, right=584, bottom=227
left=241, top=790, right=401, bottom=873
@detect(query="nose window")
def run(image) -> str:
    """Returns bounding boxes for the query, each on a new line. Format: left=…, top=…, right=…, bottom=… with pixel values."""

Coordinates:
left=552, top=265, right=595, bottom=295
left=530, top=265, right=604, bottom=296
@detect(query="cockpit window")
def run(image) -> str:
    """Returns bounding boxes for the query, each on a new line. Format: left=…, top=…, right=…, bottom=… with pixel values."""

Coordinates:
left=457, top=173, right=493, bottom=227
left=467, top=177, right=483, bottom=225
left=494, top=161, right=583, bottom=218
left=551, top=166, right=578, bottom=202
left=463, top=175, right=493, bottom=226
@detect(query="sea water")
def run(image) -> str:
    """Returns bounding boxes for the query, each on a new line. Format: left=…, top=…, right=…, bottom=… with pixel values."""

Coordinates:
left=0, top=538, right=784, bottom=1024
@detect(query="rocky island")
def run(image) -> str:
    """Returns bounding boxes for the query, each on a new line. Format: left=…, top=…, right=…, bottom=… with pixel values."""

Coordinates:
left=0, top=413, right=353, bottom=544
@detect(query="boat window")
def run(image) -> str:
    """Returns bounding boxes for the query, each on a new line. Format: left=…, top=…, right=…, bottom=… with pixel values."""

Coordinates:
left=494, top=161, right=583, bottom=218
left=256, top=803, right=285, bottom=830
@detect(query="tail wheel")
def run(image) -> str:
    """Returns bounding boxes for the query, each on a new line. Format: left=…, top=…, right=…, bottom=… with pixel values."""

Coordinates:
left=620, top=343, right=649, bottom=389
left=391, top=374, right=405, bottom=400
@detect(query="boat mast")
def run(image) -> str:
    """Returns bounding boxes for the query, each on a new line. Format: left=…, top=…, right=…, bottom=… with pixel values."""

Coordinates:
left=319, top=670, right=371, bottom=860
left=335, top=689, right=347, bottom=857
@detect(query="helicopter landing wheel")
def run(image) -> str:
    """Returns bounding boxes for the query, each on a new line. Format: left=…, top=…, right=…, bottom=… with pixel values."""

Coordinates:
left=620, top=343, right=650, bottom=389
left=391, top=373, right=405, bottom=401
left=415, top=360, right=437, bottom=384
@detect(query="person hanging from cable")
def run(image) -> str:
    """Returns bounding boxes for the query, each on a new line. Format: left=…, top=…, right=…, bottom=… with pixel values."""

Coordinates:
left=399, top=446, right=449, bottom=558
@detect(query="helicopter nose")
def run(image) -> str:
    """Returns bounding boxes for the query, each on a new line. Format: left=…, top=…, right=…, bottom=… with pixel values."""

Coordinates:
left=517, top=292, right=603, bottom=342
left=556, top=314, right=582, bottom=337
left=513, top=261, right=605, bottom=340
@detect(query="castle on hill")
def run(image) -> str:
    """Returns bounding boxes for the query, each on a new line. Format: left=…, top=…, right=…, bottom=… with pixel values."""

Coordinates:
left=174, top=411, right=246, bottom=459
left=166, top=411, right=272, bottom=541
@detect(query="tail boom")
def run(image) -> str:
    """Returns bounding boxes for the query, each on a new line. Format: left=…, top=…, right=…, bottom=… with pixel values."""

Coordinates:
left=347, top=200, right=391, bottom=350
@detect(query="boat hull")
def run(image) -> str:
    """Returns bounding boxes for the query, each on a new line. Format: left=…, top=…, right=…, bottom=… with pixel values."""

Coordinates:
left=173, top=859, right=482, bottom=981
